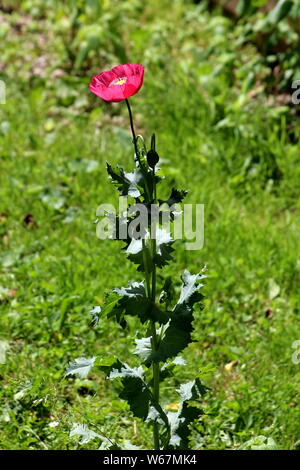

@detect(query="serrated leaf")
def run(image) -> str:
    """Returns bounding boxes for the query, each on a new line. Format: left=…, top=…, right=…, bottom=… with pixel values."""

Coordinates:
left=176, top=270, right=205, bottom=307
left=135, top=336, right=152, bottom=362
left=70, top=423, right=101, bottom=444
left=106, top=163, right=142, bottom=198
left=108, top=363, right=145, bottom=380
left=70, top=423, right=121, bottom=450
left=167, top=404, right=202, bottom=449
left=118, top=382, right=149, bottom=419
left=112, top=281, right=150, bottom=324
left=89, top=305, right=101, bottom=325
left=106, top=159, right=159, bottom=201
left=154, top=228, right=174, bottom=267
left=105, top=360, right=151, bottom=420
left=110, top=281, right=168, bottom=325
left=127, top=228, right=174, bottom=272
left=149, top=324, right=191, bottom=365
left=126, top=238, right=143, bottom=255
left=159, top=188, right=188, bottom=206
left=66, top=356, right=96, bottom=379
left=158, top=188, right=187, bottom=222
left=167, top=379, right=207, bottom=450
left=140, top=270, right=205, bottom=364
left=99, top=358, right=169, bottom=428
left=178, top=379, right=207, bottom=402
left=146, top=406, right=165, bottom=425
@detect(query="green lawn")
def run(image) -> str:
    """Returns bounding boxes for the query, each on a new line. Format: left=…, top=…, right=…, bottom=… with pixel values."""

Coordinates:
left=0, top=0, right=300, bottom=450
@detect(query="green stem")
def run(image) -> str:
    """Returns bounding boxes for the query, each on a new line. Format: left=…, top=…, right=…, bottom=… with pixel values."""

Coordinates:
left=151, top=323, right=160, bottom=450
left=125, top=98, right=139, bottom=160
left=142, top=239, right=151, bottom=297
left=150, top=172, right=160, bottom=449
left=126, top=97, right=160, bottom=449
left=150, top=264, right=159, bottom=452
left=143, top=237, right=160, bottom=450
left=153, top=167, right=157, bottom=201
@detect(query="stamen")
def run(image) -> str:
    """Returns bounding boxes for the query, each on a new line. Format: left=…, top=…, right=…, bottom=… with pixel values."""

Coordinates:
left=109, top=77, right=127, bottom=86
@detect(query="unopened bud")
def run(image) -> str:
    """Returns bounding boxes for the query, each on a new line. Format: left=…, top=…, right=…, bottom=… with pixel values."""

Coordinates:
left=147, top=149, right=159, bottom=168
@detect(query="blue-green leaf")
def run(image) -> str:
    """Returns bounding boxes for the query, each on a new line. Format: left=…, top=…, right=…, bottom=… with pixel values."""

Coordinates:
left=70, top=423, right=101, bottom=444
left=167, top=379, right=207, bottom=449
left=127, top=228, right=174, bottom=271
left=137, top=270, right=205, bottom=365
left=66, top=356, right=96, bottom=379
left=106, top=163, right=142, bottom=198
left=105, top=361, right=151, bottom=420
left=89, top=305, right=101, bottom=325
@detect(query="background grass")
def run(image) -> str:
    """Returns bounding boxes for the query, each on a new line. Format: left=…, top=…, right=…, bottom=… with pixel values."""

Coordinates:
left=0, top=0, right=300, bottom=450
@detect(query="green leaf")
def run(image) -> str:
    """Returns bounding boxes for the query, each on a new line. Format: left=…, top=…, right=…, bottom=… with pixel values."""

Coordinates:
left=167, top=379, right=207, bottom=450
left=167, top=404, right=202, bottom=449
left=159, top=277, right=175, bottom=307
left=14, top=381, right=33, bottom=401
left=240, top=435, right=278, bottom=450
left=236, top=0, right=254, bottom=16
left=66, top=356, right=96, bottom=379
left=159, top=188, right=188, bottom=206
left=135, top=336, right=152, bottom=363
left=89, top=305, right=101, bottom=326
left=175, top=270, right=205, bottom=308
left=140, top=270, right=205, bottom=364
left=149, top=324, right=192, bottom=365
left=158, top=188, right=187, bottom=222
left=127, top=228, right=174, bottom=271
left=151, top=357, right=187, bottom=385
left=105, top=360, right=151, bottom=420
left=154, top=228, right=174, bottom=268
left=112, top=281, right=150, bottom=324
left=70, top=423, right=101, bottom=445
left=70, top=423, right=121, bottom=449
left=268, top=0, right=293, bottom=24
left=106, top=163, right=142, bottom=198
left=178, top=378, right=207, bottom=402
left=172, top=356, right=186, bottom=366
left=268, top=278, right=280, bottom=300
left=0, top=340, right=9, bottom=364
left=98, top=358, right=169, bottom=428
left=106, top=158, right=160, bottom=201
left=146, top=406, right=166, bottom=425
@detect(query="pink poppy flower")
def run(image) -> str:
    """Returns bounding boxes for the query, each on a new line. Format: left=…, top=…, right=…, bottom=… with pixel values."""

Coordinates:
left=89, top=63, right=144, bottom=102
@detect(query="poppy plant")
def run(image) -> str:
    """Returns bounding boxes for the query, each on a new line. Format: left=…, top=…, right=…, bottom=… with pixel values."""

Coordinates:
left=66, top=63, right=207, bottom=450
left=89, top=63, right=144, bottom=102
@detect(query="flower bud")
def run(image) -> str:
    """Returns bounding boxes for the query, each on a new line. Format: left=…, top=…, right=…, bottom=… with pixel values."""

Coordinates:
left=147, top=149, right=159, bottom=168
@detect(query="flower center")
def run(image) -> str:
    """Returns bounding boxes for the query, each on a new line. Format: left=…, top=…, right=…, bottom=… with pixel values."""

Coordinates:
left=109, top=77, right=127, bottom=86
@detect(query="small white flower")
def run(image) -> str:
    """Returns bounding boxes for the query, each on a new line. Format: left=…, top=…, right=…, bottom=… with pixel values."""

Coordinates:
left=49, top=421, right=59, bottom=428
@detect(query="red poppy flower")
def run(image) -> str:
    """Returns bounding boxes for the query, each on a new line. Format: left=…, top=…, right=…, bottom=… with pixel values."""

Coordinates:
left=90, top=63, right=144, bottom=103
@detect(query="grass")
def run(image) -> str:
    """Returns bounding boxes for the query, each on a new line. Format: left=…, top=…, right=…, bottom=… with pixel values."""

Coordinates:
left=0, top=0, right=300, bottom=450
